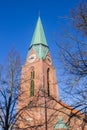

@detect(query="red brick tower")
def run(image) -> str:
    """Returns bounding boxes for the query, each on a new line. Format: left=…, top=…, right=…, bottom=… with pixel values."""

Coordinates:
left=17, top=17, right=58, bottom=130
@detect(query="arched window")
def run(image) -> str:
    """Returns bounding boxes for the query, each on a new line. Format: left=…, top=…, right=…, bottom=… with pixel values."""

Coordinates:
left=30, top=66, right=35, bottom=79
left=30, top=80, right=34, bottom=96
left=31, top=71, right=35, bottom=79
left=47, top=68, right=50, bottom=96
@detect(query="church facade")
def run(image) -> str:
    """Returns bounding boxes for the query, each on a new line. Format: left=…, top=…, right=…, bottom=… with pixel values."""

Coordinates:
left=17, top=17, right=87, bottom=130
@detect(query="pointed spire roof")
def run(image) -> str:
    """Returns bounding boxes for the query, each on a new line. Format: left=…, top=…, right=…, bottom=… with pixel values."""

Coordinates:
left=54, top=117, right=68, bottom=129
left=30, top=16, right=48, bottom=47
left=28, top=16, right=49, bottom=59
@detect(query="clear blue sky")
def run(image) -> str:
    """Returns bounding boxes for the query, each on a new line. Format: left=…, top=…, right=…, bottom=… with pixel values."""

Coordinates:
left=0, top=0, right=79, bottom=63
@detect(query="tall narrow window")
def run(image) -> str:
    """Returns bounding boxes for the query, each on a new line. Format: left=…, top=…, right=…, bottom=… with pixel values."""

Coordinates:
left=30, top=67, right=35, bottom=97
left=47, top=68, right=50, bottom=96
left=31, top=71, right=35, bottom=79
left=30, top=80, right=34, bottom=96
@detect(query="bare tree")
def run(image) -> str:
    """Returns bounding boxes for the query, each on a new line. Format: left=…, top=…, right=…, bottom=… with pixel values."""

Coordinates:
left=55, top=1, right=87, bottom=128
left=71, top=0, right=87, bottom=36
left=0, top=48, right=21, bottom=130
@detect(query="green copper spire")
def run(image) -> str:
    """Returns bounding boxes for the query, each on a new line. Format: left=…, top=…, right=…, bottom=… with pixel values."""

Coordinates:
left=30, top=16, right=48, bottom=47
left=54, top=117, right=68, bottom=129
left=28, top=17, right=49, bottom=59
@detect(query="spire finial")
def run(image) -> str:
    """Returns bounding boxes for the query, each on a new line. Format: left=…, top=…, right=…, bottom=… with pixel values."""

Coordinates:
left=38, top=11, right=40, bottom=17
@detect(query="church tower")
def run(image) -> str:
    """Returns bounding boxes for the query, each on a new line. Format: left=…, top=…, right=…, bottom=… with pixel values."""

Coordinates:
left=17, top=17, right=58, bottom=130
